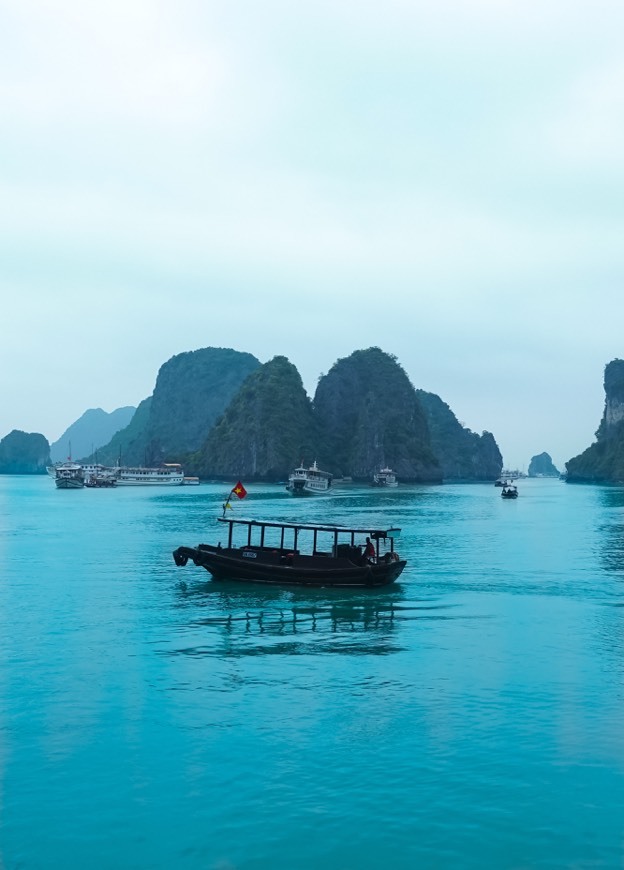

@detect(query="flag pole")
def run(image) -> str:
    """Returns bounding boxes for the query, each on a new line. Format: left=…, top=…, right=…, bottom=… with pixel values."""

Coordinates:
left=222, top=481, right=247, bottom=517
left=222, top=487, right=235, bottom=518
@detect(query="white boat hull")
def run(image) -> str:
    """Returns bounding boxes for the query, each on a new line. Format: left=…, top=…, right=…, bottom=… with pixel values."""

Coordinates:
left=287, top=481, right=330, bottom=495
left=115, top=477, right=184, bottom=486
left=287, top=460, right=332, bottom=496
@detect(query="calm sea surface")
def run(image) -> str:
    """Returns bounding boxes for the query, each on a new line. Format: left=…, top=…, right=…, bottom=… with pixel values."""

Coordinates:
left=1, top=476, right=624, bottom=869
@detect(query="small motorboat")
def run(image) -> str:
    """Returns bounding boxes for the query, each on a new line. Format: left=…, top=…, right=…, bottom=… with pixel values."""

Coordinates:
left=501, top=484, right=518, bottom=499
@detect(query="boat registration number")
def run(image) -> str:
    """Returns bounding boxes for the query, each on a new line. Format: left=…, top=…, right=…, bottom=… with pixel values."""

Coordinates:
left=242, top=550, right=257, bottom=559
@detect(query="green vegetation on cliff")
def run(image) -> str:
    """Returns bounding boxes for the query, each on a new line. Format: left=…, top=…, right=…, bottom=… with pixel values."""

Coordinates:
left=90, top=347, right=260, bottom=466
left=314, top=347, right=441, bottom=482
left=567, top=360, right=624, bottom=482
left=193, top=356, right=319, bottom=480
left=0, top=430, right=50, bottom=474
left=566, top=424, right=624, bottom=482
left=566, top=432, right=624, bottom=482
left=416, top=391, right=502, bottom=480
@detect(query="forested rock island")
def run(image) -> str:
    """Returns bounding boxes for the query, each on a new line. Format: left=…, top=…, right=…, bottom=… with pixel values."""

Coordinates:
left=10, top=350, right=624, bottom=483
left=2, top=345, right=505, bottom=482
left=0, top=430, right=50, bottom=474
left=566, top=359, right=624, bottom=483
left=528, top=453, right=560, bottom=478
left=96, top=346, right=503, bottom=483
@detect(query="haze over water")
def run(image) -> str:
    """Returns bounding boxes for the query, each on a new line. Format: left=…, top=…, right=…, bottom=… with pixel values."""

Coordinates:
left=1, top=476, right=623, bottom=868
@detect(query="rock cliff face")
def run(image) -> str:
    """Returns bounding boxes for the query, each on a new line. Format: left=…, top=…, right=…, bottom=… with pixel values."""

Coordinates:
left=193, top=356, right=319, bottom=480
left=313, top=348, right=441, bottom=482
left=50, top=406, right=135, bottom=462
left=528, top=452, right=559, bottom=477
left=415, top=391, right=503, bottom=480
left=596, top=359, right=624, bottom=438
left=567, top=360, right=624, bottom=482
left=92, top=348, right=260, bottom=466
left=0, top=430, right=50, bottom=474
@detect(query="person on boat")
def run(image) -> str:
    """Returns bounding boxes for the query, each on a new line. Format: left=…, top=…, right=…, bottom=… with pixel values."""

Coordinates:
left=363, top=537, right=376, bottom=564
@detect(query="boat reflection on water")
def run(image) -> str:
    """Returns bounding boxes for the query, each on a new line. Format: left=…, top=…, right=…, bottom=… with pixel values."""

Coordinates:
left=198, top=601, right=400, bottom=633
left=169, top=583, right=456, bottom=657
left=597, top=486, right=624, bottom=576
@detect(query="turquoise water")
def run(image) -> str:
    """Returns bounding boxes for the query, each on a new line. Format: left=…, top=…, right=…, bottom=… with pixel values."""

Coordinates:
left=1, top=476, right=623, bottom=868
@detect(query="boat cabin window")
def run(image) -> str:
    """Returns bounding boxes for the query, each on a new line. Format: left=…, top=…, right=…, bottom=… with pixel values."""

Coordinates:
left=218, top=521, right=397, bottom=560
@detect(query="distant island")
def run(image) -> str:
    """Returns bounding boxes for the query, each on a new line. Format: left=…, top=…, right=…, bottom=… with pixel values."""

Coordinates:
left=0, top=430, right=50, bottom=474
left=50, top=406, right=135, bottom=463
left=528, top=452, right=559, bottom=478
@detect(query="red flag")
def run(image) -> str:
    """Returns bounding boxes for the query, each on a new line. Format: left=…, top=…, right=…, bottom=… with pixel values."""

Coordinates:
left=232, top=481, right=247, bottom=499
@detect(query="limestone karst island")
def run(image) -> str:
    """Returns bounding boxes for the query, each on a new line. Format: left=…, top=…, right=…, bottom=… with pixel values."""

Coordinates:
left=1, top=346, right=503, bottom=482
left=4, top=348, right=624, bottom=484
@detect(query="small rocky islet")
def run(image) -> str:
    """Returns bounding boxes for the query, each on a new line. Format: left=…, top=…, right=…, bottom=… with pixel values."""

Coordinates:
left=528, top=452, right=560, bottom=478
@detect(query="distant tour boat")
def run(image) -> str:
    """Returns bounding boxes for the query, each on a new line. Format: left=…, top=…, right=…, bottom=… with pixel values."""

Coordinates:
left=372, top=467, right=398, bottom=487
left=286, top=461, right=332, bottom=495
left=54, top=462, right=85, bottom=490
left=115, top=463, right=185, bottom=486
left=183, top=476, right=200, bottom=486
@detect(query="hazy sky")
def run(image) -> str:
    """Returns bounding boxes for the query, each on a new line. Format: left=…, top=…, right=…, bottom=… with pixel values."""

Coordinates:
left=2, top=0, right=624, bottom=470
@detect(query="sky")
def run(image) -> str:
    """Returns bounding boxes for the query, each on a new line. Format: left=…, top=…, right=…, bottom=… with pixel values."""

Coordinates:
left=2, top=0, right=624, bottom=471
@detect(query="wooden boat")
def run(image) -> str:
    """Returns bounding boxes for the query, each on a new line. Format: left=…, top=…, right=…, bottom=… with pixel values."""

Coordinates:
left=173, top=517, right=406, bottom=587
left=501, top=484, right=518, bottom=499
left=54, top=462, right=85, bottom=489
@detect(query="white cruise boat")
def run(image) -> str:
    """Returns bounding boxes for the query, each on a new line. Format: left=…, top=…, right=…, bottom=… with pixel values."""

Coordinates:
left=286, top=461, right=332, bottom=495
left=115, top=463, right=185, bottom=486
left=372, top=467, right=398, bottom=487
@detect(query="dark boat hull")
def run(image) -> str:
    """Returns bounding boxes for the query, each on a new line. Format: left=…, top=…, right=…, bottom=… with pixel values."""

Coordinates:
left=55, top=477, right=84, bottom=489
left=173, top=545, right=406, bottom=588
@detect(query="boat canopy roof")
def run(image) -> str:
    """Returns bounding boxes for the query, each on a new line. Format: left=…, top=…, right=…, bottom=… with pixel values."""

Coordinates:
left=217, top=516, right=400, bottom=538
